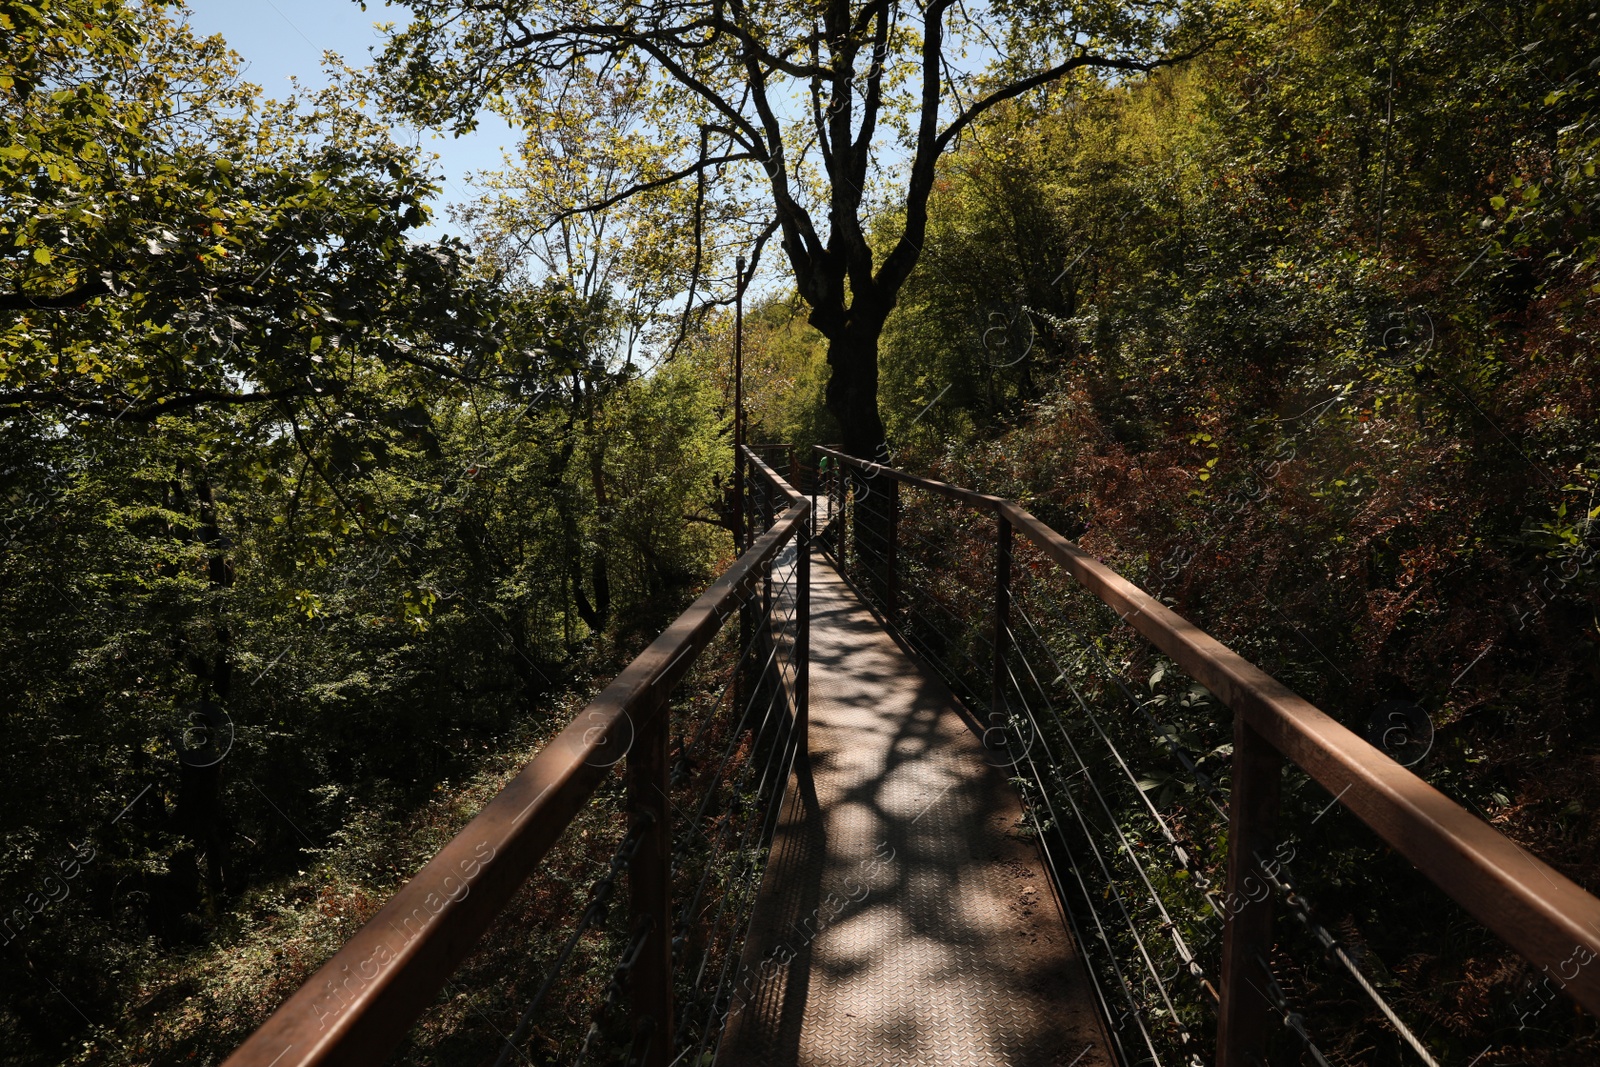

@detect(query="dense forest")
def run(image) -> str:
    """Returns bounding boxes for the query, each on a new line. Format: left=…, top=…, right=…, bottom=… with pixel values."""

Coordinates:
left=2, top=0, right=1598, bottom=1064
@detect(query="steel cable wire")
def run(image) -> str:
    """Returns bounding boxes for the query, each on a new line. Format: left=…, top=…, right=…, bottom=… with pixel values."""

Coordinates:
left=832, top=484, right=1188, bottom=1058
left=683, top=684, right=806, bottom=1066
left=1015, top=567, right=1433, bottom=1062
left=1257, top=854, right=1442, bottom=1066
left=998, top=664, right=1170, bottom=1067
left=1248, top=953, right=1336, bottom=1067
left=675, top=584, right=800, bottom=852
left=997, top=658, right=1203, bottom=1052
left=825, top=528, right=992, bottom=697
left=572, top=915, right=659, bottom=1067
left=676, top=637, right=800, bottom=944
left=492, top=820, right=653, bottom=1067
left=892, top=597, right=990, bottom=682
left=673, top=570, right=796, bottom=774
left=825, top=468, right=1455, bottom=1067
left=1011, top=602, right=1229, bottom=918
left=1007, top=570, right=1372, bottom=1067
left=1003, top=628, right=1220, bottom=1006
left=539, top=589, right=800, bottom=1067
left=966, top=645, right=1160, bottom=1066
left=673, top=593, right=802, bottom=961
left=1014, top=572, right=1229, bottom=816
left=693, top=719, right=802, bottom=1010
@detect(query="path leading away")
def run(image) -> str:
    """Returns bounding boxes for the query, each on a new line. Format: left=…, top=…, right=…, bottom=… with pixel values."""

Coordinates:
left=717, top=553, right=1114, bottom=1067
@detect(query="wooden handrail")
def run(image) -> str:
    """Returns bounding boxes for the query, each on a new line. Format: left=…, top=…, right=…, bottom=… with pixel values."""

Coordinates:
left=816, top=445, right=1006, bottom=510
left=226, top=457, right=810, bottom=1067
left=817, top=445, right=1600, bottom=1060
left=998, top=501, right=1600, bottom=1009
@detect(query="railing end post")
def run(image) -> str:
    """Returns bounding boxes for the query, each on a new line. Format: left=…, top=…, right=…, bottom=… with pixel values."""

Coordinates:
left=626, top=701, right=673, bottom=1067
left=991, top=512, right=1012, bottom=718
left=797, top=514, right=811, bottom=762
left=1217, top=718, right=1282, bottom=1067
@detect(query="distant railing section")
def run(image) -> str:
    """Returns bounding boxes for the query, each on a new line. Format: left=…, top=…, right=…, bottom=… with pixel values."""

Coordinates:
left=226, top=448, right=809, bottom=1067
left=815, top=445, right=1600, bottom=1067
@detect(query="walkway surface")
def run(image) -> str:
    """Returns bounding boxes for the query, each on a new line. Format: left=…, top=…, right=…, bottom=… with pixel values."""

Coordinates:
left=717, top=552, right=1114, bottom=1067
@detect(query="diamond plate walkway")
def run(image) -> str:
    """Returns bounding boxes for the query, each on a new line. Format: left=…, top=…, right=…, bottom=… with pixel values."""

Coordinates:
left=717, top=552, right=1115, bottom=1067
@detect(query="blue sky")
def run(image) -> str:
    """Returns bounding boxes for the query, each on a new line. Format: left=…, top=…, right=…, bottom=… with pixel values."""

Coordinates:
left=184, top=0, right=516, bottom=243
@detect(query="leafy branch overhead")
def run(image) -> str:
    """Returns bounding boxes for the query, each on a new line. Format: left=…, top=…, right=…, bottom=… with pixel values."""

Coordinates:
left=0, top=1, right=550, bottom=423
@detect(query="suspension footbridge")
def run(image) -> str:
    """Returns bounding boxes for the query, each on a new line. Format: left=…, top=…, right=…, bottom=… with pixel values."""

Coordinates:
left=223, top=446, right=1600, bottom=1067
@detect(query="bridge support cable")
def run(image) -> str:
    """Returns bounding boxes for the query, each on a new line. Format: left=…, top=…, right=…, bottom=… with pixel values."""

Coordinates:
left=997, top=666, right=1181, bottom=1067
left=1007, top=578, right=1440, bottom=1065
left=690, top=714, right=806, bottom=1067
left=843, top=458, right=1224, bottom=1061
left=1009, top=570, right=1229, bottom=819
left=679, top=690, right=803, bottom=1063
left=674, top=623, right=801, bottom=963
left=1006, top=710, right=1170, bottom=1067
left=1011, top=558, right=1421, bottom=1064
left=656, top=450, right=814, bottom=1059
left=996, top=648, right=1206, bottom=1058
left=574, top=914, right=659, bottom=1067
left=676, top=573, right=800, bottom=837
left=672, top=574, right=790, bottom=773
left=818, top=497, right=993, bottom=708
left=490, top=820, right=651, bottom=1067
left=490, top=576, right=802, bottom=1067
left=1254, top=854, right=1443, bottom=1067
left=829, top=466, right=1195, bottom=1063
left=673, top=651, right=798, bottom=988
left=1247, top=954, right=1335, bottom=1067
left=1003, top=622, right=1219, bottom=1005
left=676, top=613, right=807, bottom=1053
left=511, top=485, right=807, bottom=1065
left=1009, top=600, right=1228, bottom=918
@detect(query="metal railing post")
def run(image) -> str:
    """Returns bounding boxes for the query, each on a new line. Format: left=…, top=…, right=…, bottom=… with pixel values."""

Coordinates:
left=991, top=512, right=1012, bottom=717
left=761, top=482, right=773, bottom=630
left=796, top=516, right=810, bottom=759
left=810, top=456, right=819, bottom=541
left=627, top=702, right=672, bottom=1067
left=840, top=468, right=851, bottom=579
left=886, top=479, right=900, bottom=617
left=1217, top=719, right=1282, bottom=1067
left=825, top=460, right=838, bottom=556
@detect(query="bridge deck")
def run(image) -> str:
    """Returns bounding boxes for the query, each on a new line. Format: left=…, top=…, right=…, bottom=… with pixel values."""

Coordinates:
left=717, top=552, right=1114, bottom=1067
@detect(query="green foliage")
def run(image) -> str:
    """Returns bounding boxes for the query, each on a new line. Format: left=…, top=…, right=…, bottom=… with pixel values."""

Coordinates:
left=873, top=0, right=1600, bottom=1060
left=727, top=292, right=838, bottom=449
left=0, top=4, right=734, bottom=1064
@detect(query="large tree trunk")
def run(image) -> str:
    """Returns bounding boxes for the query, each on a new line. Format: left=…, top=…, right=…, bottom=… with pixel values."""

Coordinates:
left=821, top=321, right=889, bottom=462
left=821, top=318, right=897, bottom=609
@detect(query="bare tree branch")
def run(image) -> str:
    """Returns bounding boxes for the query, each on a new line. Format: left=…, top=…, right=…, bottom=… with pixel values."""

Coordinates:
left=0, top=385, right=309, bottom=422
left=0, top=276, right=117, bottom=311
left=934, top=42, right=1215, bottom=158
left=541, top=148, right=758, bottom=230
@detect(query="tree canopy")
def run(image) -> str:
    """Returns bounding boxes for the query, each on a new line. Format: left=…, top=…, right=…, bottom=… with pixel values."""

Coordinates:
left=373, top=0, right=1215, bottom=455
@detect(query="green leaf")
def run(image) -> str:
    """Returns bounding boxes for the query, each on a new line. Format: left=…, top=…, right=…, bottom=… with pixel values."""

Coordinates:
left=32, top=246, right=51, bottom=265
